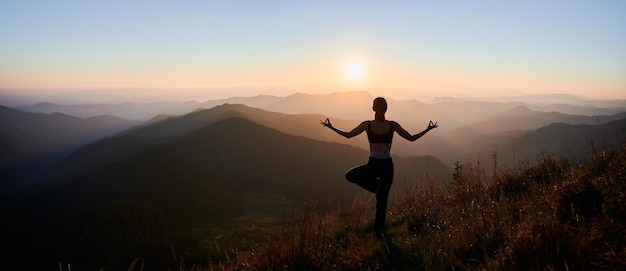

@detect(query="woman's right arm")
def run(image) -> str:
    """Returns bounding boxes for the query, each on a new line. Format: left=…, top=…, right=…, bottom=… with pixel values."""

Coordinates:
left=321, top=118, right=367, bottom=138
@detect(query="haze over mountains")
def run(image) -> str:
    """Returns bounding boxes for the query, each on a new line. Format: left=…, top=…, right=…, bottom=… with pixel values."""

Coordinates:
left=18, top=91, right=626, bottom=121
left=0, top=105, right=138, bottom=194
left=3, top=91, right=626, bottom=197
left=14, top=92, right=626, bottom=163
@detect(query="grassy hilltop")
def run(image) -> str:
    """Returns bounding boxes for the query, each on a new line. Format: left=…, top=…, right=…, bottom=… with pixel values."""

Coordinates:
left=13, top=141, right=626, bottom=271
left=175, top=142, right=626, bottom=271
left=50, top=141, right=623, bottom=270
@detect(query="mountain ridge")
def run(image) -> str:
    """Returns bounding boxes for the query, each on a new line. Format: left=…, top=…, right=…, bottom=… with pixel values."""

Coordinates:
left=0, top=105, right=139, bottom=196
left=16, top=91, right=625, bottom=125
left=5, top=99, right=626, bottom=197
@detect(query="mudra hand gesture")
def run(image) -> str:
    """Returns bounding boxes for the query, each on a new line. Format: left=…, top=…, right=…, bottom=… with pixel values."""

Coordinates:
left=427, top=120, right=439, bottom=130
left=320, top=118, right=333, bottom=128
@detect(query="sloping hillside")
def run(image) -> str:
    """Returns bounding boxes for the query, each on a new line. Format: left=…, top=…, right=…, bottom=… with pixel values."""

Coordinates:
left=1, top=117, right=452, bottom=270
left=464, top=118, right=626, bottom=166
left=454, top=105, right=626, bottom=135
left=500, top=118, right=626, bottom=160
left=204, top=140, right=626, bottom=271
left=47, top=104, right=451, bottom=192
left=118, top=103, right=448, bottom=167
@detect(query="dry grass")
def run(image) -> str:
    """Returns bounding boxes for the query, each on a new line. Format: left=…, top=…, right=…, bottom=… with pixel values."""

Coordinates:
left=124, top=143, right=626, bottom=271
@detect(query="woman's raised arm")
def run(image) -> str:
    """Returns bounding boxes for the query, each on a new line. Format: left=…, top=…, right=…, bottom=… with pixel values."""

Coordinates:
left=394, top=121, right=438, bottom=142
left=321, top=118, right=367, bottom=138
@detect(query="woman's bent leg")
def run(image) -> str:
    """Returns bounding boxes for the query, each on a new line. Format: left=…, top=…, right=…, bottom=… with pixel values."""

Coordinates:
left=345, top=164, right=378, bottom=193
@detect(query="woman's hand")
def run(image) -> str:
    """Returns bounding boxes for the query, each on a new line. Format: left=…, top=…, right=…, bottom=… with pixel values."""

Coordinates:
left=320, top=118, right=333, bottom=128
left=427, top=120, right=439, bottom=130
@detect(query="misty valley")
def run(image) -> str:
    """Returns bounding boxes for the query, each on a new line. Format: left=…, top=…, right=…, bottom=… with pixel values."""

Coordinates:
left=1, top=92, right=625, bottom=270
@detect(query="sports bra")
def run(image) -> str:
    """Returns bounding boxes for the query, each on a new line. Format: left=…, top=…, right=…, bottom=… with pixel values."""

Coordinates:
left=367, top=121, right=394, bottom=143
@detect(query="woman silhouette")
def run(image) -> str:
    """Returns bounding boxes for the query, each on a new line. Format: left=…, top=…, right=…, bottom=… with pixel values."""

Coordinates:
left=321, top=97, right=438, bottom=237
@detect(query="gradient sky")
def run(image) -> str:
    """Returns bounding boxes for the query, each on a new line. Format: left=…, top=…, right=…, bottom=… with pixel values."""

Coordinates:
left=1, top=0, right=625, bottom=103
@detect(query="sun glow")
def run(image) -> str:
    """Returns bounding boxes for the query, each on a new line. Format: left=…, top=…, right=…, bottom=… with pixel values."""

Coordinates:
left=344, top=61, right=365, bottom=83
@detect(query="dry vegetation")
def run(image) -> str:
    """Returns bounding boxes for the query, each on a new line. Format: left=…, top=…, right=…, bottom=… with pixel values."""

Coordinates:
left=118, top=143, right=625, bottom=271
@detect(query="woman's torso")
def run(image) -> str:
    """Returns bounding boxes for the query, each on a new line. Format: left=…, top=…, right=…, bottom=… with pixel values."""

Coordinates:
left=367, top=120, right=393, bottom=159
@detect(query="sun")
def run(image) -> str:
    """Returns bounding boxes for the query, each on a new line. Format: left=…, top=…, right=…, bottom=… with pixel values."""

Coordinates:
left=344, top=61, right=365, bottom=83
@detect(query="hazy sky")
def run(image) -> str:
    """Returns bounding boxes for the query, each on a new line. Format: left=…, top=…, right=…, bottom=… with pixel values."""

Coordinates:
left=1, top=0, right=625, bottom=103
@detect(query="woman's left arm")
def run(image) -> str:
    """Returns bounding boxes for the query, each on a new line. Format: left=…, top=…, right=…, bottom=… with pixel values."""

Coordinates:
left=394, top=121, right=438, bottom=142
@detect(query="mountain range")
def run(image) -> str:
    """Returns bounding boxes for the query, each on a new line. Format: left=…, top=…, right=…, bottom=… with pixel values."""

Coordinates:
left=18, top=91, right=626, bottom=123
left=1, top=91, right=625, bottom=269
left=442, top=105, right=626, bottom=164
left=3, top=91, right=626, bottom=196
left=14, top=91, right=626, bottom=160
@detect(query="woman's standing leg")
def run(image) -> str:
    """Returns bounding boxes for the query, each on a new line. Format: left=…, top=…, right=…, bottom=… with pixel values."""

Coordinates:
left=373, top=159, right=394, bottom=235
left=374, top=180, right=391, bottom=234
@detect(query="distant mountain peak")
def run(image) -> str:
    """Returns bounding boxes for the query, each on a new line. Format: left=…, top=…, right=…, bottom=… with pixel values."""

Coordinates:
left=32, top=101, right=60, bottom=107
left=287, top=91, right=374, bottom=98
left=505, top=105, right=533, bottom=114
left=143, top=114, right=173, bottom=124
left=431, top=97, right=462, bottom=103
left=0, top=104, right=16, bottom=112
